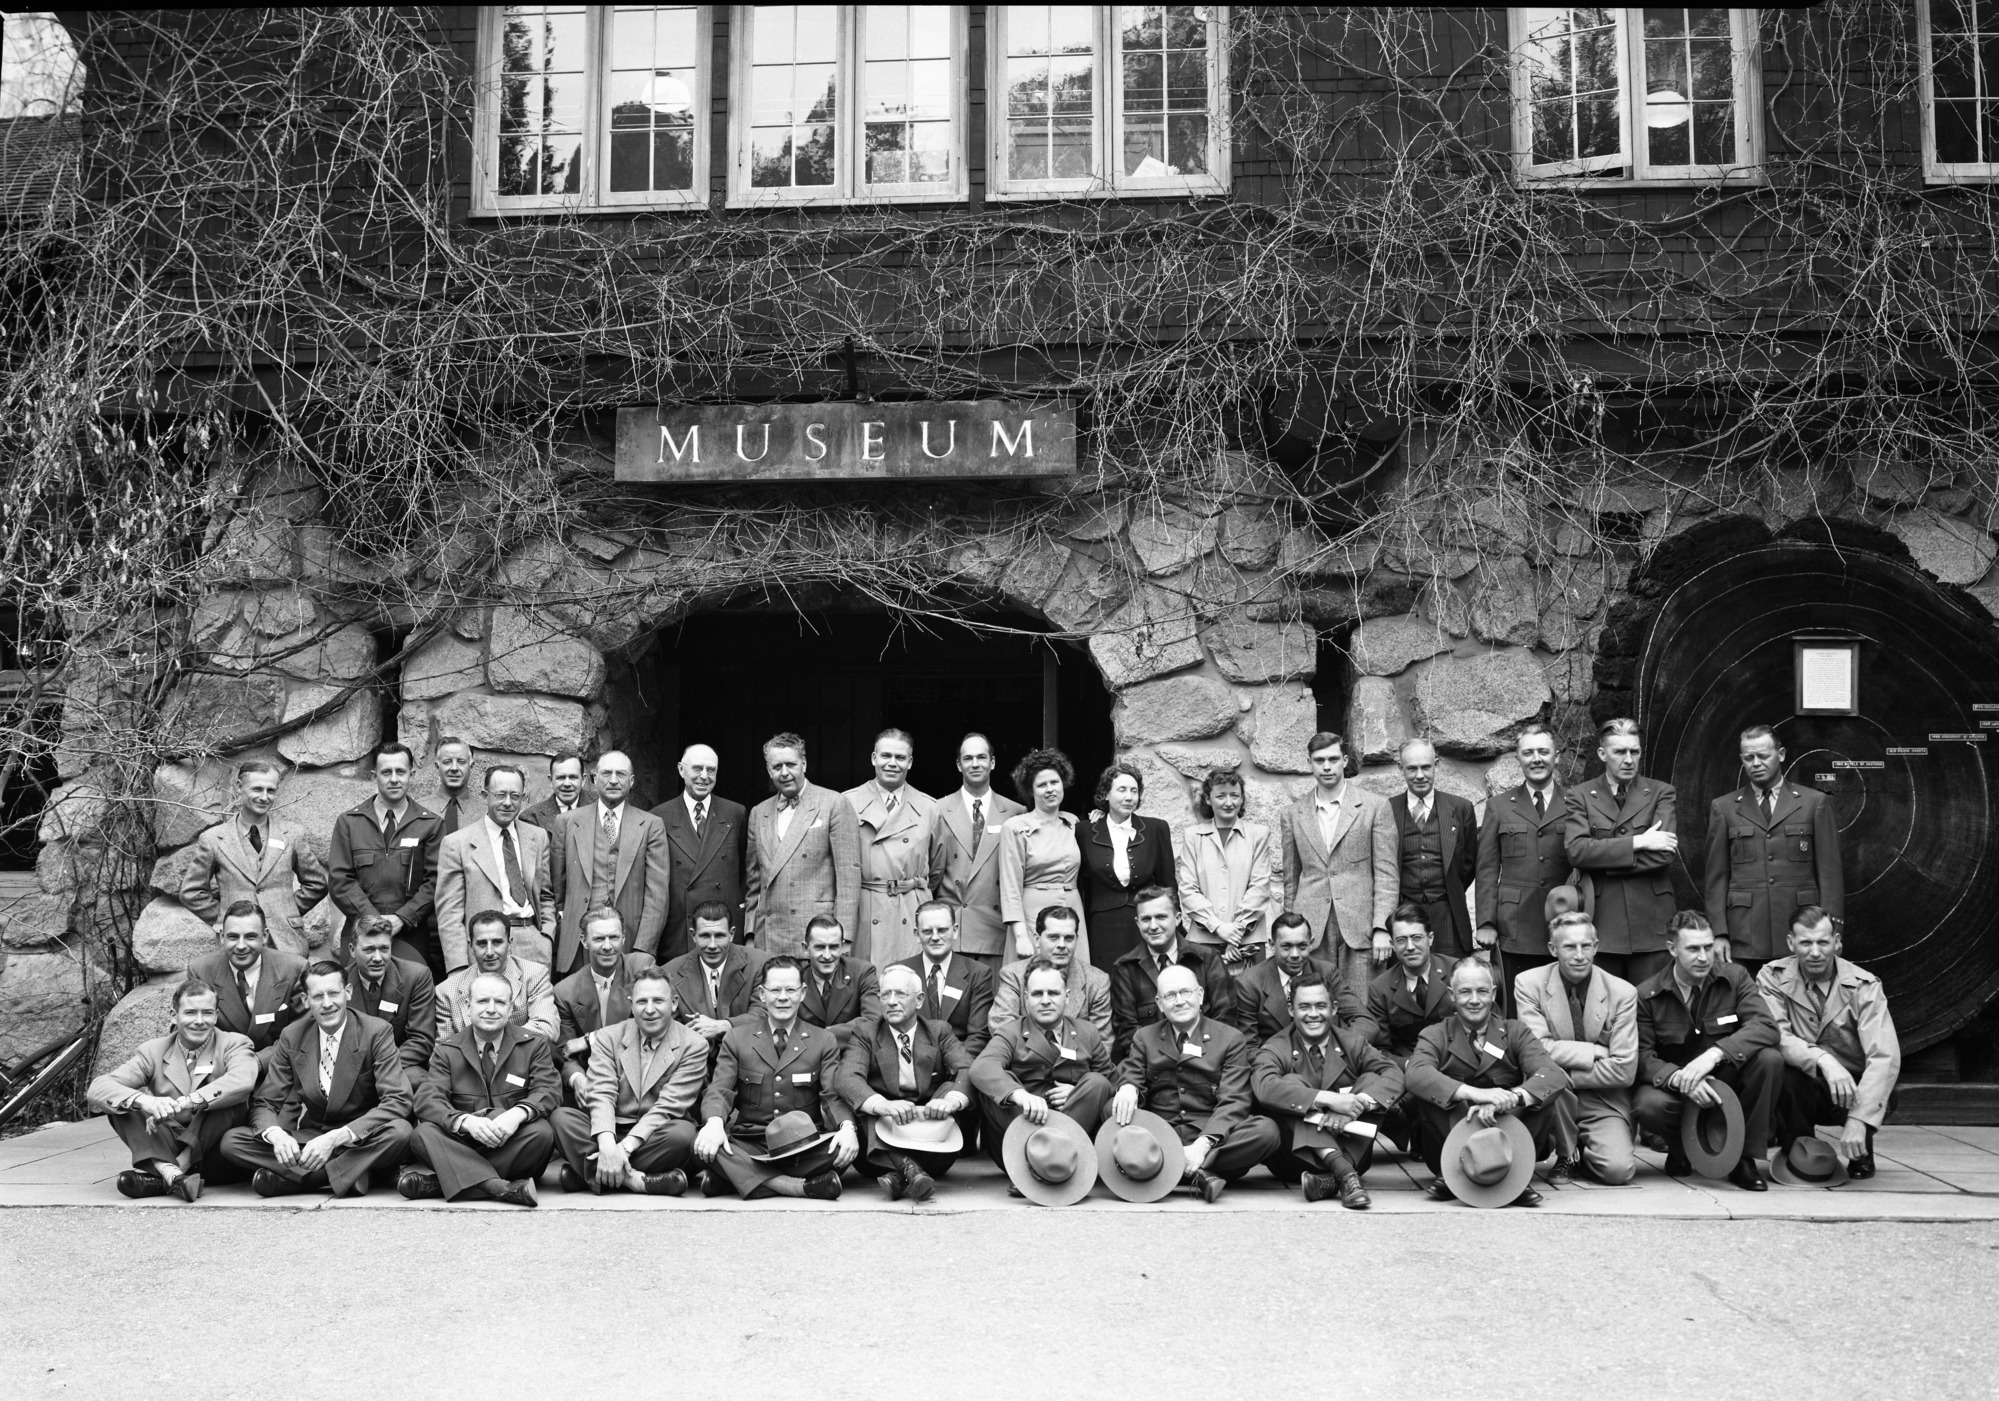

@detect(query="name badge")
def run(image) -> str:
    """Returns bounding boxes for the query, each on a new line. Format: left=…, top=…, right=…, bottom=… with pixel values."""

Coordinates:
left=193, top=1064, right=213, bottom=1078
left=1057, top=1046, right=1079, bottom=1061
left=942, top=985, right=963, bottom=1002
left=1182, top=1041, right=1204, bottom=1057
left=377, top=1000, right=399, bottom=1013
left=1480, top=1040, right=1507, bottom=1059
left=254, top=1012, right=276, bottom=1025
left=399, top=836, right=420, bottom=848
left=565, top=1036, right=588, bottom=1055
left=268, top=838, right=285, bottom=851
left=811, top=818, right=824, bottom=828
left=504, top=1073, right=526, bottom=1087
left=791, top=1072, right=814, bottom=1084
left=1716, top=1014, right=1739, bottom=1026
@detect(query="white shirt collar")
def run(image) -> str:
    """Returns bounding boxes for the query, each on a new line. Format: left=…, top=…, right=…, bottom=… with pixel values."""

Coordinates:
left=685, top=791, right=708, bottom=819
left=1315, top=786, right=1344, bottom=810
left=483, top=813, right=517, bottom=847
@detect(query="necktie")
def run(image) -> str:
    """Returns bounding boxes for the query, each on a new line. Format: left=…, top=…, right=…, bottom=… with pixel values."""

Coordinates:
left=1761, top=789, right=1774, bottom=822
left=693, top=799, right=707, bottom=836
left=1280, top=972, right=1292, bottom=1005
left=884, top=791, right=898, bottom=815
left=896, top=1031, right=917, bottom=1092
left=319, top=1026, right=338, bottom=1096
left=479, top=1040, right=496, bottom=1086
left=707, top=966, right=721, bottom=1016
left=601, top=806, right=618, bottom=843
left=1808, top=980, right=1829, bottom=1020
left=1306, top=1041, right=1326, bottom=1084
left=248, top=823, right=263, bottom=855
left=772, top=1025, right=788, bottom=1060
left=500, top=826, right=527, bottom=906
left=444, top=796, right=461, bottom=832
left=381, top=808, right=397, bottom=843
left=970, top=797, right=983, bottom=833
left=236, top=966, right=253, bottom=1008
left=927, top=962, right=944, bottom=1017
left=1533, top=788, right=1545, bottom=819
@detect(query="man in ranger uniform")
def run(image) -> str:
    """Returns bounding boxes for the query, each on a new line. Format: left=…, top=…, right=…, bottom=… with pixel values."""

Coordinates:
left=1704, top=725, right=1844, bottom=974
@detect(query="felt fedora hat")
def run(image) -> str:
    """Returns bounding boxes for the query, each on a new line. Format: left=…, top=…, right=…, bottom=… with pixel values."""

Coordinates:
left=1768, top=1135, right=1850, bottom=1187
left=1680, top=1080, right=1746, bottom=1178
left=1544, top=884, right=1585, bottom=924
left=1094, top=1110, right=1187, bottom=1203
left=874, top=1112, right=963, bottom=1155
left=1002, top=1111, right=1099, bottom=1207
left=1439, top=1114, right=1538, bottom=1208
left=745, top=1110, right=836, bottom=1164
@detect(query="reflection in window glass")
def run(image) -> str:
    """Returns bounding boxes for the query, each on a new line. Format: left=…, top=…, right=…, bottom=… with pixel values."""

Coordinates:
left=1119, top=5, right=1209, bottom=177
left=498, top=4, right=587, bottom=195
left=607, top=6, right=700, bottom=192
left=1640, top=8, right=1734, bottom=168
left=1520, top=6, right=1623, bottom=167
left=0, top=13, right=82, bottom=121
left=1930, top=0, right=1998, bottom=166
left=749, top=5, right=839, bottom=188
left=1006, top=5, right=1096, bottom=182
left=862, top=5, right=953, bottom=185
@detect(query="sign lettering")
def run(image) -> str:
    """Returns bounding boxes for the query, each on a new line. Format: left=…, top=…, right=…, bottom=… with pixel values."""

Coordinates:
left=1930, top=733, right=1988, bottom=742
left=1831, top=759, right=1885, bottom=770
left=1886, top=747, right=1928, bottom=756
left=616, top=400, right=1076, bottom=483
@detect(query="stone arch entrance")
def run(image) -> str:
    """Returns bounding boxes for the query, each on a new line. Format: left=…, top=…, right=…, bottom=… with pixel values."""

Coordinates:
left=603, top=604, right=1115, bottom=811
left=1609, top=519, right=1999, bottom=1051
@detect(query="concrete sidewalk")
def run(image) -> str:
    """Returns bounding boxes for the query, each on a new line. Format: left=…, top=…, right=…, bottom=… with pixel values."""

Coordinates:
left=5, top=1116, right=1997, bottom=1219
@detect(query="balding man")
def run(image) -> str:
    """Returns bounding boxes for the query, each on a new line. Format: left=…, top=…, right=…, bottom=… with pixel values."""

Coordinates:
left=971, top=957, right=1117, bottom=1173
left=436, top=911, right=558, bottom=1043
left=653, top=743, right=747, bottom=965
left=1109, top=965, right=1279, bottom=1203
left=551, top=751, right=672, bottom=974
left=1404, top=959, right=1573, bottom=1206
left=1389, top=740, right=1480, bottom=960
left=836, top=965, right=973, bottom=1200
left=928, top=732, right=1026, bottom=972
left=435, top=764, right=557, bottom=971
left=402, top=971, right=559, bottom=1206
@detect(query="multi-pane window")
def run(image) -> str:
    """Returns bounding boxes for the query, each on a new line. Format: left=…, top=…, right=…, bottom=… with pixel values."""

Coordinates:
left=729, top=5, right=968, bottom=205
left=1510, top=7, right=1762, bottom=183
left=477, top=4, right=711, bottom=212
left=1921, top=0, right=1999, bottom=179
left=989, top=5, right=1228, bottom=199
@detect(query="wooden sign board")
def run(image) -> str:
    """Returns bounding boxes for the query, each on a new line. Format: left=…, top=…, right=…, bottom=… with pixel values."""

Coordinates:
left=614, top=400, right=1077, bottom=484
left=1794, top=639, right=1858, bottom=715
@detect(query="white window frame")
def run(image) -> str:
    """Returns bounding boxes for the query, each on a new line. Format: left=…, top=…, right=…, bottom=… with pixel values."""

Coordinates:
left=1918, top=0, right=1999, bottom=182
left=726, top=4, right=970, bottom=208
left=987, top=5, right=1230, bottom=202
left=1508, top=7, right=1764, bottom=187
left=471, top=5, right=714, bottom=216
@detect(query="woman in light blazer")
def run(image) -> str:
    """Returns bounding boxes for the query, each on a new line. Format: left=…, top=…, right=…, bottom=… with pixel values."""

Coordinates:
left=1078, top=760, right=1177, bottom=970
left=1174, top=767, right=1278, bottom=969
left=998, top=747, right=1089, bottom=962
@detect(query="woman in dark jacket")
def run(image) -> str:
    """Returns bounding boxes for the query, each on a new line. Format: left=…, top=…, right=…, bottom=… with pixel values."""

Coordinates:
left=1079, top=760, right=1179, bottom=968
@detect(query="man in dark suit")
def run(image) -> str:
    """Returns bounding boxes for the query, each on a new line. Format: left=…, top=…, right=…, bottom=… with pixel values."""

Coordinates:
left=550, top=750, right=672, bottom=973
left=798, top=914, right=881, bottom=1047
left=665, top=902, right=765, bottom=1049
left=550, top=967, right=708, bottom=1195
left=1475, top=724, right=1573, bottom=991
left=553, top=908, right=656, bottom=1102
left=1389, top=740, right=1479, bottom=960
left=218, top=959, right=414, bottom=1197
left=970, top=957, right=1117, bottom=1168
left=344, top=915, right=436, bottom=1072
left=893, top=899, right=995, bottom=1058
left=696, top=956, right=858, bottom=1200
left=1107, top=885, right=1237, bottom=1060
left=651, top=743, right=747, bottom=966
left=327, top=741, right=445, bottom=973
left=1235, top=912, right=1362, bottom=1042
left=1404, top=958, right=1574, bottom=1204
left=521, top=751, right=588, bottom=835
left=401, top=971, right=558, bottom=1205
left=1634, top=911, right=1784, bottom=1191
left=1251, top=969, right=1403, bottom=1208
left=928, top=733, right=1026, bottom=971
left=1360, top=905, right=1457, bottom=1067
left=185, top=901, right=308, bottom=1060
left=1109, top=965, right=1280, bottom=1202
left=1563, top=717, right=1679, bottom=985
left=835, top=966, right=974, bottom=1200
left=1703, top=725, right=1844, bottom=972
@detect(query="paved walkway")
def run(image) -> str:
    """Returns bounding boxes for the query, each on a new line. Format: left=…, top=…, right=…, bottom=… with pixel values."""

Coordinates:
left=5, top=1117, right=1998, bottom=1219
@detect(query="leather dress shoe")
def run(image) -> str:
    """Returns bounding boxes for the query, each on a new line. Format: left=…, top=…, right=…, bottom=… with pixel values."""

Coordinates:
left=252, top=1168, right=306, bottom=1198
left=1301, top=1170, right=1337, bottom=1203
left=880, top=1161, right=906, bottom=1201
left=174, top=1172, right=203, bottom=1204
left=701, top=1168, right=733, bottom=1197
left=1547, top=1156, right=1574, bottom=1187
left=493, top=1177, right=539, bottom=1206
left=638, top=1170, right=686, bottom=1197
left=1847, top=1152, right=1876, bottom=1180
left=116, top=1169, right=168, bottom=1200
left=1662, top=1150, right=1693, bottom=1177
left=802, top=1170, right=843, bottom=1201
left=558, top=1162, right=588, bottom=1193
left=397, top=1166, right=443, bottom=1200
left=1509, top=1187, right=1544, bottom=1208
left=1188, top=1169, right=1225, bottom=1203
left=1332, top=1165, right=1371, bottom=1209
left=895, top=1154, right=935, bottom=1203
left=1727, top=1158, right=1768, bottom=1192
left=1425, top=1178, right=1457, bottom=1202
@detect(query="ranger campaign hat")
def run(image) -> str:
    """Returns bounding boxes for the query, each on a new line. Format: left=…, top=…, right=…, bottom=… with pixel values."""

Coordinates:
left=1093, top=1110, right=1186, bottom=1204
left=1439, top=1115, right=1538, bottom=1208
left=1681, top=1080, right=1746, bottom=1178
left=1001, top=1112, right=1098, bottom=1207
left=873, top=1112, right=963, bottom=1155
left=1544, top=885, right=1585, bottom=923
left=745, top=1110, right=836, bottom=1164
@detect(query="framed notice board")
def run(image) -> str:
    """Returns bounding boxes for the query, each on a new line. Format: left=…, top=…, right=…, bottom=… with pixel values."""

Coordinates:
left=1794, top=637, right=1860, bottom=716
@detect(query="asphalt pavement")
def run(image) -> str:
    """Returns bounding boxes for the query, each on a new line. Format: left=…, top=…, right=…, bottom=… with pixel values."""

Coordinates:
left=4, top=1209, right=1996, bottom=1399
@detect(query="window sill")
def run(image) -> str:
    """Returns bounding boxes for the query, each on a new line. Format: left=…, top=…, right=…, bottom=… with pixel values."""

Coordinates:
left=987, top=181, right=1231, bottom=202
left=723, top=188, right=969, bottom=210
left=1515, top=174, right=1769, bottom=191
left=1923, top=169, right=1999, bottom=185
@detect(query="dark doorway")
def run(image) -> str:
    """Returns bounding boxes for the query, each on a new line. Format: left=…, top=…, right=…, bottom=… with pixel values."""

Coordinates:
left=623, top=609, right=1114, bottom=813
left=1633, top=537, right=1999, bottom=1052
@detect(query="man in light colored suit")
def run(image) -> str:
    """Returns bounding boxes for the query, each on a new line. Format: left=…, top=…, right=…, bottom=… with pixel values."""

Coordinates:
left=744, top=731, right=860, bottom=957
left=989, top=906, right=1113, bottom=1044
left=552, top=908, right=656, bottom=1101
left=1513, top=911, right=1639, bottom=1185
left=549, top=967, right=708, bottom=1195
left=178, top=758, right=328, bottom=957
left=1563, top=717, right=1679, bottom=985
left=1278, top=730, right=1399, bottom=1004
left=88, top=977, right=259, bottom=1201
left=651, top=743, right=747, bottom=965
left=927, top=732, right=1024, bottom=971
left=436, top=765, right=557, bottom=971
left=844, top=728, right=936, bottom=968
left=550, top=750, right=672, bottom=973
left=435, top=911, right=559, bottom=1043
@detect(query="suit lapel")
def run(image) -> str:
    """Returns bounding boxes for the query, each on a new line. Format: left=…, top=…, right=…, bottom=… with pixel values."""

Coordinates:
left=325, top=1017, right=362, bottom=1113
left=661, top=799, right=699, bottom=863
left=1328, top=788, right=1361, bottom=852
left=771, top=788, right=818, bottom=871
left=939, top=794, right=974, bottom=866
left=873, top=1022, right=900, bottom=1092
left=1766, top=784, right=1800, bottom=829
left=1290, top=794, right=1331, bottom=865
left=612, top=807, right=642, bottom=896
left=1536, top=784, right=1567, bottom=830
left=1437, top=797, right=1457, bottom=871
left=1584, top=969, right=1609, bottom=1042
left=254, top=821, right=289, bottom=883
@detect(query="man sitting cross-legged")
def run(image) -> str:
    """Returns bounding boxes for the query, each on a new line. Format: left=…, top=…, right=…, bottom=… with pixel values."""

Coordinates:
left=1250, top=969, right=1402, bottom=1209
left=548, top=966, right=707, bottom=1196
left=835, top=964, right=974, bottom=1202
